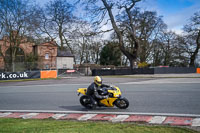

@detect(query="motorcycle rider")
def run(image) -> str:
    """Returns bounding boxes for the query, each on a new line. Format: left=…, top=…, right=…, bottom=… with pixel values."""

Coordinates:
left=86, top=76, right=110, bottom=107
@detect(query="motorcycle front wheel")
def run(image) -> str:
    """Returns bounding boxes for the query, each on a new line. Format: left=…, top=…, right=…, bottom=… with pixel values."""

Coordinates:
left=114, top=97, right=129, bottom=109
left=80, top=95, right=96, bottom=109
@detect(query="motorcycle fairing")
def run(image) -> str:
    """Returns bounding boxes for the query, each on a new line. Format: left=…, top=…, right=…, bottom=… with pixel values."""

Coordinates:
left=100, top=98, right=118, bottom=107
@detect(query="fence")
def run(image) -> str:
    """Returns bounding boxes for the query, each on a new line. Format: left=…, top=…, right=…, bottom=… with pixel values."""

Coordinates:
left=0, top=71, right=41, bottom=80
left=57, top=69, right=84, bottom=77
left=1, top=61, right=199, bottom=80
left=0, top=62, right=83, bottom=78
left=0, top=62, right=57, bottom=72
left=92, top=67, right=197, bottom=76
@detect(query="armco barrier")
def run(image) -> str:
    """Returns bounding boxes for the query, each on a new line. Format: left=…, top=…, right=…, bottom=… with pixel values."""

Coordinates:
left=92, top=67, right=196, bottom=76
left=40, top=70, right=57, bottom=79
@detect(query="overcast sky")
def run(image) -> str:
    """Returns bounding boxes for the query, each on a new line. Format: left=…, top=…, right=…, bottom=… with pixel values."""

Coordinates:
left=35, top=0, right=200, bottom=34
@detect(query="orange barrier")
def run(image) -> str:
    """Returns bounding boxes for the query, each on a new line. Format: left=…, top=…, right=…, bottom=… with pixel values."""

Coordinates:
left=197, top=68, right=200, bottom=74
left=40, top=70, right=57, bottom=79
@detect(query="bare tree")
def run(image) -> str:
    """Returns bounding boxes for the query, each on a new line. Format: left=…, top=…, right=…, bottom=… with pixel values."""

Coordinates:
left=40, top=0, right=75, bottom=51
left=184, top=11, right=200, bottom=67
left=119, top=9, right=167, bottom=63
left=0, top=0, right=41, bottom=71
left=69, top=21, right=103, bottom=64
left=81, top=0, right=142, bottom=68
left=151, top=31, right=191, bottom=67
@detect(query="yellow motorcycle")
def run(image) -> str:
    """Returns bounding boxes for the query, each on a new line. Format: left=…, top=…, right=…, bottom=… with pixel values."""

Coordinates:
left=77, top=86, right=129, bottom=109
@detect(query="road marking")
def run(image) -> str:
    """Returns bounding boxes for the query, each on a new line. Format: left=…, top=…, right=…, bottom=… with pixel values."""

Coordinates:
left=59, top=113, right=84, bottom=120
left=0, top=83, right=89, bottom=88
left=2, top=81, right=200, bottom=88
left=1, top=110, right=200, bottom=117
left=192, top=118, right=200, bottom=127
left=52, top=114, right=67, bottom=120
left=5, top=112, right=26, bottom=118
left=30, top=113, right=54, bottom=119
left=89, top=114, right=116, bottom=121
left=163, top=117, right=193, bottom=126
left=111, top=115, right=130, bottom=122
left=120, top=81, right=200, bottom=85
left=78, top=114, right=97, bottom=121
left=149, top=116, right=166, bottom=124
left=124, top=115, right=153, bottom=122
left=20, top=113, right=39, bottom=119
left=0, top=112, right=12, bottom=117
left=0, top=111, right=200, bottom=127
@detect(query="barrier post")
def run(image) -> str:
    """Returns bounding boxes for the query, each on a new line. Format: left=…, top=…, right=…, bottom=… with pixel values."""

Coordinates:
left=40, top=70, right=57, bottom=79
left=197, top=68, right=200, bottom=74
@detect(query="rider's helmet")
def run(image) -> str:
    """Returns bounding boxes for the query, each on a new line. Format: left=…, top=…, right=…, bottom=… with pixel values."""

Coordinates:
left=94, top=76, right=102, bottom=87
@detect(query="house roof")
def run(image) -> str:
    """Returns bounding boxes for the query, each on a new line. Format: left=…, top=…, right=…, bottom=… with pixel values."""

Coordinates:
left=39, top=41, right=57, bottom=47
left=57, top=49, right=74, bottom=57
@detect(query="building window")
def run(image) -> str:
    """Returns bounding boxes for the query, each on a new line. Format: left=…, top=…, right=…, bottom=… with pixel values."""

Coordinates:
left=45, top=53, right=49, bottom=59
left=63, top=64, right=67, bottom=68
left=45, top=64, right=49, bottom=69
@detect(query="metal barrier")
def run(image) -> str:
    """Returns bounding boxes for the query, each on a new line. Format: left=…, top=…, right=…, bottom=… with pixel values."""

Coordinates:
left=92, top=67, right=197, bottom=76
left=57, top=69, right=84, bottom=77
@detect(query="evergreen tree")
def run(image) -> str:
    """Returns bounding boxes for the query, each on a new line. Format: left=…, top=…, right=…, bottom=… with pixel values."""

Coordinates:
left=100, top=42, right=121, bottom=66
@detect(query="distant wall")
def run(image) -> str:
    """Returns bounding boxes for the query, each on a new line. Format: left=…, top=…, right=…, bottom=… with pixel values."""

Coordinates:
left=154, top=67, right=196, bottom=74
left=92, top=67, right=197, bottom=76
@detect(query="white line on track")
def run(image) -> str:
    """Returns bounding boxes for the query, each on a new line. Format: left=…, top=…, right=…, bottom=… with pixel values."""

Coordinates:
left=1, top=80, right=200, bottom=88
left=0, top=83, right=89, bottom=88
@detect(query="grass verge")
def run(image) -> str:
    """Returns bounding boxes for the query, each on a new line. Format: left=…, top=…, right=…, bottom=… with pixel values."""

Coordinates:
left=0, top=118, right=198, bottom=133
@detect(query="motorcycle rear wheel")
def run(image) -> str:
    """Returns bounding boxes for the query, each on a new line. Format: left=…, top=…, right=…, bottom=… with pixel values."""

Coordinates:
left=114, top=98, right=129, bottom=109
left=80, top=95, right=96, bottom=109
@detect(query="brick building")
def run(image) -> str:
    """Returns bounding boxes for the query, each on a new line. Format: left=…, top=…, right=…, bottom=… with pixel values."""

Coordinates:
left=0, top=36, right=34, bottom=70
left=34, top=41, right=58, bottom=69
left=0, top=37, right=74, bottom=71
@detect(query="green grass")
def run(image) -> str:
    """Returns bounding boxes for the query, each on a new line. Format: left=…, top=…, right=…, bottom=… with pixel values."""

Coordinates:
left=0, top=118, right=198, bottom=133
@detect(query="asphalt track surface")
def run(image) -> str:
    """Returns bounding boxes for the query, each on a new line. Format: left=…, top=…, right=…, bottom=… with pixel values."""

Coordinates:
left=0, top=77, right=200, bottom=115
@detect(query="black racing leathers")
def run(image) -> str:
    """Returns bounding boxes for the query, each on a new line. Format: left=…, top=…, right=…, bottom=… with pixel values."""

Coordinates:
left=86, top=82, right=109, bottom=99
